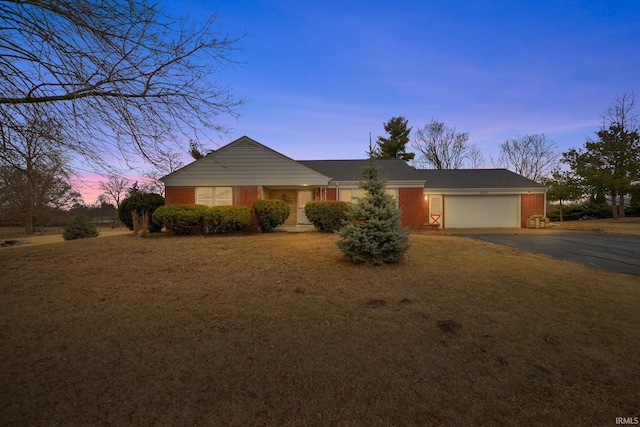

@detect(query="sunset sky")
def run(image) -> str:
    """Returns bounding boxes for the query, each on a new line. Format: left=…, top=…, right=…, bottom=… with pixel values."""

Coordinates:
left=76, top=0, right=640, bottom=202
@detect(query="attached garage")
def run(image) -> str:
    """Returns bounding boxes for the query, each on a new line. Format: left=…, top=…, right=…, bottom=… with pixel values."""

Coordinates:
left=420, top=169, right=546, bottom=229
left=444, top=195, right=520, bottom=228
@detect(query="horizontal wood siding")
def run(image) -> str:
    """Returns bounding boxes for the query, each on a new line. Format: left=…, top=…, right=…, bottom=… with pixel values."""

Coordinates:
left=163, top=137, right=330, bottom=187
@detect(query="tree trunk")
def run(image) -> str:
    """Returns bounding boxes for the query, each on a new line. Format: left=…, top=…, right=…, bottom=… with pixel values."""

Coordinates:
left=611, top=192, right=619, bottom=220
left=24, top=177, right=35, bottom=234
left=618, top=195, right=626, bottom=218
left=559, top=199, right=564, bottom=222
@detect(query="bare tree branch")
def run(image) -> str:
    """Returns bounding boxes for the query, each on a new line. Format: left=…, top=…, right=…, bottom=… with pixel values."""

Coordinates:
left=412, top=119, right=471, bottom=169
left=496, top=134, right=559, bottom=182
left=99, top=174, right=131, bottom=208
left=0, top=0, right=244, bottom=169
left=602, top=91, right=638, bottom=132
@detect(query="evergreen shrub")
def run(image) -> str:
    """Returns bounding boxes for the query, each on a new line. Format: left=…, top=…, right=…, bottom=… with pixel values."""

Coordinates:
left=253, top=199, right=290, bottom=232
left=547, top=203, right=612, bottom=221
left=63, top=215, right=99, bottom=240
left=152, top=204, right=209, bottom=235
left=204, top=205, right=252, bottom=233
left=118, top=193, right=164, bottom=232
left=336, top=162, right=409, bottom=265
left=305, top=200, right=351, bottom=232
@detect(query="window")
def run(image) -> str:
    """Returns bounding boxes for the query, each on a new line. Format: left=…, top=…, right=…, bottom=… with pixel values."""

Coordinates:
left=196, top=187, right=232, bottom=206
left=340, top=188, right=366, bottom=203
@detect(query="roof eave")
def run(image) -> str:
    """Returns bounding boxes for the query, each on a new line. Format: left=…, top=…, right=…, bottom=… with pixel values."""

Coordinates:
left=423, top=187, right=548, bottom=194
left=328, top=180, right=426, bottom=188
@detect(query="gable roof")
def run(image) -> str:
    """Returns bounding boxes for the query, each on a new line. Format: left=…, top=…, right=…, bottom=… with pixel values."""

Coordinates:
left=161, top=136, right=545, bottom=192
left=161, top=136, right=330, bottom=186
left=416, top=169, right=546, bottom=189
left=299, top=159, right=426, bottom=182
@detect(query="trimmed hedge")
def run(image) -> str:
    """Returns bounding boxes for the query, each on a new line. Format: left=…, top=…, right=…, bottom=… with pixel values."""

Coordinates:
left=305, top=200, right=351, bottom=232
left=118, top=193, right=164, bottom=232
left=63, top=215, right=99, bottom=240
left=152, top=204, right=209, bottom=235
left=253, top=199, right=290, bottom=232
left=547, top=203, right=612, bottom=222
left=203, top=205, right=252, bottom=233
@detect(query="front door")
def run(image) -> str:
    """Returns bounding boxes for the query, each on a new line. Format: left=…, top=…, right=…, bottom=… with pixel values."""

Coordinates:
left=297, top=190, right=313, bottom=224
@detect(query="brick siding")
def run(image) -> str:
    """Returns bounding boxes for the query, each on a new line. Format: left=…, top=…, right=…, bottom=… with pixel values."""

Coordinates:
left=233, top=186, right=260, bottom=232
left=521, top=193, right=546, bottom=227
left=165, top=186, right=195, bottom=204
left=326, top=188, right=337, bottom=201
left=314, top=187, right=337, bottom=200
left=398, top=188, right=427, bottom=230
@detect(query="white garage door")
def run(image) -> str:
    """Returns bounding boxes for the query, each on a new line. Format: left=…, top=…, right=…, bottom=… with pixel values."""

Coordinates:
left=445, top=195, right=519, bottom=228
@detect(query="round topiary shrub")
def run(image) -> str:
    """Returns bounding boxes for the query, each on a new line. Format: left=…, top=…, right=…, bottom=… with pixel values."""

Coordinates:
left=252, top=199, right=290, bottom=232
left=203, top=205, right=252, bottom=233
left=152, top=204, right=209, bottom=235
left=305, top=200, right=351, bottom=232
left=118, top=193, right=164, bottom=232
left=63, top=215, right=99, bottom=240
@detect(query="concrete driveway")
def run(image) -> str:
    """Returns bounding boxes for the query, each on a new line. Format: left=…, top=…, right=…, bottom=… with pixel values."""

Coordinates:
left=449, top=229, right=640, bottom=276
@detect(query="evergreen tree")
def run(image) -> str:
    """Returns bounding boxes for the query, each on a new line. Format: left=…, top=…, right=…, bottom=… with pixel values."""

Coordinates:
left=336, top=162, right=409, bottom=265
left=370, top=116, right=415, bottom=162
left=564, top=124, right=640, bottom=219
left=563, top=92, right=640, bottom=219
left=63, top=215, right=99, bottom=240
left=541, top=170, right=583, bottom=221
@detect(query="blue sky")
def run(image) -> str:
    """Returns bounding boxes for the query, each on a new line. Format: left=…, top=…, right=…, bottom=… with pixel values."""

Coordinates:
left=78, top=0, right=640, bottom=200
left=200, top=0, right=640, bottom=161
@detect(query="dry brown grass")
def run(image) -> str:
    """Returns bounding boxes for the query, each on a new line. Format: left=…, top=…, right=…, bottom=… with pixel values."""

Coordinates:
left=1, top=232, right=639, bottom=425
left=552, top=217, right=640, bottom=236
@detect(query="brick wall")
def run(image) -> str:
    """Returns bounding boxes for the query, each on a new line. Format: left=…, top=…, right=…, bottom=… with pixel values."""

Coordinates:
left=165, top=185, right=262, bottom=232
left=165, top=186, right=195, bottom=204
left=326, top=188, right=337, bottom=201
left=314, top=187, right=337, bottom=200
left=521, top=193, right=546, bottom=227
left=233, top=186, right=260, bottom=232
left=233, top=186, right=259, bottom=206
left=398, top=188, right=426, bottom=230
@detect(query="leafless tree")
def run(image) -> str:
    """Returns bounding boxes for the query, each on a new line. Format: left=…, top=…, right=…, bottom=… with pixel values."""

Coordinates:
left=0, top=108, right=78, bottom=233
left=412, top=119, right=470, bottom=169
left=496, top=134, right=559, bottom=182
left=602, top=91, right=639, bottom=132
left=99, top=175, right=131, bottom=208
left=140, top=149, right=185, bottom=196
left=0, top=0, right=243, bottom=169
left=467, top=143, right=486, bottom=169
left=602, top=91, right=640, bottom=217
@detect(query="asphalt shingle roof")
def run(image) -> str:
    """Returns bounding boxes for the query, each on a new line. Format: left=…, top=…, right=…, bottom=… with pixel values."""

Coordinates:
left=300, top=159, right=545, bottom=189
left=299, top=159, right=426, bottom=181
left=415, top=169, right=546, bottom=188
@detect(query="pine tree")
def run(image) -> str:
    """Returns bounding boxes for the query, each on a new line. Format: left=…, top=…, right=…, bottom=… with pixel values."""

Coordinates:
left=62, top=215, right=99, bottom=241
left=371, top=116, right=415, bottom=162
left=336, top=162, right=409, bottom=265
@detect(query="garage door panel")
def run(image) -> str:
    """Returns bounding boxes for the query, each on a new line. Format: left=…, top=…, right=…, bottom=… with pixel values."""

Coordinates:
left=445, top=195, right=519, bottom=228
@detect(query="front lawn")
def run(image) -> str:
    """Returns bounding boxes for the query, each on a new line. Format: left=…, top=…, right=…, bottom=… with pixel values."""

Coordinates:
left=1, top=232, right=638, bottom=425
left=553, top=217, right=640, bottom=236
